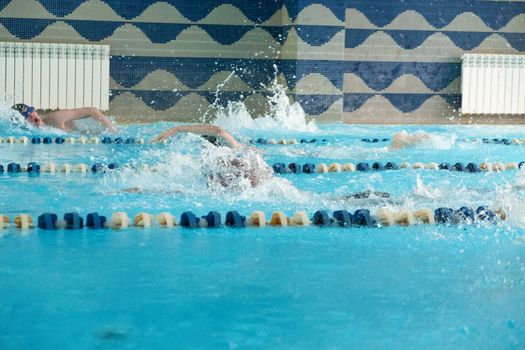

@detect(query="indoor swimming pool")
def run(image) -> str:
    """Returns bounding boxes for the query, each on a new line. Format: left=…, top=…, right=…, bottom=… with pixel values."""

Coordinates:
left=0, top=105, right=524, bottom=349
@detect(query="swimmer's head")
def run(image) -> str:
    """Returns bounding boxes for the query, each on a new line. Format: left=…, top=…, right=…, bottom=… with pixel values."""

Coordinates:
left=11, top=103, right=43, bottom=127
left=201, top=134, right=221, bottom=146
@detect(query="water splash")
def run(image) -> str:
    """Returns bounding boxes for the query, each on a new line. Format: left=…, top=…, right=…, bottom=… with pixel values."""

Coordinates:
left=0, top=105, right=31, bottom=134
left=412, top=174, right=442, bottom=199
left=213, top=73, right=317, bottom=133
left=199, top=70, right=237, bottom=124
left=493, top=169, right=525, bottom=229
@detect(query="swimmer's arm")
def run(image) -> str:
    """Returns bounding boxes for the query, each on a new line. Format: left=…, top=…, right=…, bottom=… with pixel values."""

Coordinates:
left=151, top=124, right=243, bottom=149
left=48, top=108, right=117, bottom=132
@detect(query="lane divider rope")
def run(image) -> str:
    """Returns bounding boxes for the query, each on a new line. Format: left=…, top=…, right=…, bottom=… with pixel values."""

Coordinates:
left=4, top=136, right=525, bottom=146
left=1, top=160, right=524, bottom=175
left=0, top=207, right=506, bottom=230
left=250, top=138, right=329, bottom=145
left=0, top=162, right=120, bottom=174
left=0, top=136, right=145, bottom=144
left=251, top=138, right=525, bottom=145
left=272, top=161, right=525, bottom=174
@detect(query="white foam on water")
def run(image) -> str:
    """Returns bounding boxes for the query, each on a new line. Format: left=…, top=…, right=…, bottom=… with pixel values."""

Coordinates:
left=0, top=105, right=31, bottom=133
left=103, top=132, right=321, bottom=207
left=213, top=78, right=318, bottom=134
left=412, top=174, right=442, bottom=199
left=492, top=169, right=525, bottom=229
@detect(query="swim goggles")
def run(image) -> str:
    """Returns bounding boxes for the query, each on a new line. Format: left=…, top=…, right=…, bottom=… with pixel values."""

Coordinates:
left=21, top=106, right=35, bottom=119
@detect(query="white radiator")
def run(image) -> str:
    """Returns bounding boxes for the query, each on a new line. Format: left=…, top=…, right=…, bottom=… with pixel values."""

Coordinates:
left=0, top=42, right=110, bottom=111
left=461, top=54, right=525, bottom=115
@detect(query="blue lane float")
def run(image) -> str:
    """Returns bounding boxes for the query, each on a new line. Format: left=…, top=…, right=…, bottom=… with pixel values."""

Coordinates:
left=27, top=162, right=40, bottom=173
left=287, top=162, right=302, bottom=174
left=7, top=163, right=21, bottom=173
left=372, top=162, right=383, bottom=170
left=250, top=138, right=329, bottom=145
left=272, top=163, right=286, bottom=174
left=466, top=163, right=481, bottom=173
left=302, top=163, right=316, bottom=173
left=91, top=163, right=105, bottom=173
left=356, top=162, right=370, bottom=171
left=180, top=211, right=199, bottom=228
left=353, top=209, right=375, bottom=227
left=476, top=206, right=496, bottom=221
left=225, top=211, right=245, bottom=227
left=86, top=212, right=107, bottom=229
left=434, top=208, right=455, bottom=224
left=37, top=213, right=57, bottom=230
left=333, top=210, right=353, bottom=227
left=452, top=162, right=465, bottom=171
left=312, top=210, right=332, bottom=227
left=385, top=162, right=399, bottom=170
left=64, top=212, right=84, bottom=229
left=202, top=211, right=222, bottom=228
left=361, top=138, right=390, bottom=143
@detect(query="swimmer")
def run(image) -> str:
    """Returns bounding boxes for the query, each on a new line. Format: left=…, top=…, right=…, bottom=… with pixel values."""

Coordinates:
left=122, top=124, right=272, bottom=192
left=11, top=104, right=117, bottom=132
left=389, top=131, right=432, bottom=150
left=152, top=124, right=242, bottom=148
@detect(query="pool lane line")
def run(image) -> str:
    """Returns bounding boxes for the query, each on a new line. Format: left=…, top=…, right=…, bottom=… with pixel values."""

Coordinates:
left=273, top=161, right=525, bottom=173
left=0, top=162, right=120, bottom=174
left=3, top=136, right=525, bottom=148
left=0, top=207, right=505, bottom=230
left=0, top=160, right=524, bottom=175
left=251, top=138, right=525, bottom=145
left=0, top=136, right=145, bottom=144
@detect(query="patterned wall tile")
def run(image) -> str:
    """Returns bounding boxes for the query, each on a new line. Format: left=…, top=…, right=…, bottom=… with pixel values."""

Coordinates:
left=343, top=0, right=525, bottom=121
left=0, top=0, right=524, bottom=122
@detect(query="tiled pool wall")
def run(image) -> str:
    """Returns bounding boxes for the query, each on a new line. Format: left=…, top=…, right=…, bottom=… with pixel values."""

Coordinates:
left=0, top=0, right=524, bottom=123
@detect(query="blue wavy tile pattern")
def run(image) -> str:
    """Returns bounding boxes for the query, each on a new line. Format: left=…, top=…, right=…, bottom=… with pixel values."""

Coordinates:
left=346, top=29, right=525, bottom=52
left=111, top=57, right=279, bottom=90
left=110, top=90, right=270, bottom=111
left=343, top=0, right=525, bottom=115
left=0, top=0, right=523, bottom=118
left=344, top=94, right=461, bottom=113
left=0, top=17, right=342, bottom=47
left=344, top=62, right=461, bottom=92
left=349, top=0, right=525, bottom=30
left=343, top=60, right=463, bottom=113
left=29, top=0, right=344, bottom=22
left=110, top=57, right=344, bottom=93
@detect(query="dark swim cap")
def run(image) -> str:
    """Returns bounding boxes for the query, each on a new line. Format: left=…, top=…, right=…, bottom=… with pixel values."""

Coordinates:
left=11, top=103, right=29, bottom=117
left=201, top=134, right=221, bottom=146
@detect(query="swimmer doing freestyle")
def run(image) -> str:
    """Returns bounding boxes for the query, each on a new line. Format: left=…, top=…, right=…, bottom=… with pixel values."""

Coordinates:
left=129, top=124, right=393, bottom=203
left=150, top=124, right=272, bottom=189
left=389, top=130, right=432, bottom=150
left=11, top=103, right=117, bottom=132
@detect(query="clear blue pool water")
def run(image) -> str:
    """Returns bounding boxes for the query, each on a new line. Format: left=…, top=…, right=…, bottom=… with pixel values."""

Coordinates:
left=0, top=105, right=524, bottom=349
